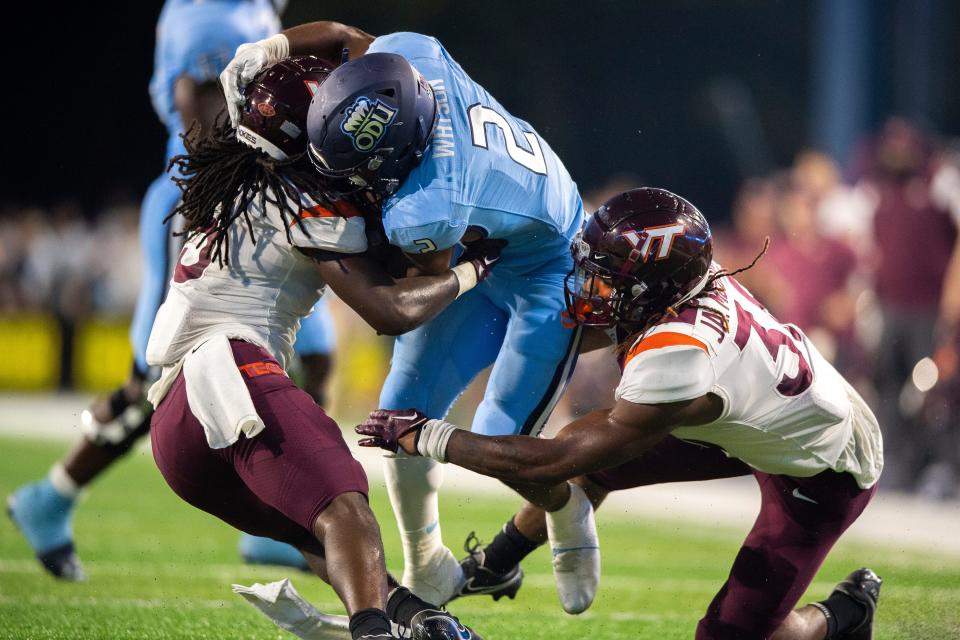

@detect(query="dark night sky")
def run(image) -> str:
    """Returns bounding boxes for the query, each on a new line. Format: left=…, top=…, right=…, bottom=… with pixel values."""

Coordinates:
left=5, top=1, right=959, bottom=219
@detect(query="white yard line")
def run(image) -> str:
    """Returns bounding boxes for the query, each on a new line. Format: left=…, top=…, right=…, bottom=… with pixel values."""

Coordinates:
left=2, top=393, right=959, bottom=558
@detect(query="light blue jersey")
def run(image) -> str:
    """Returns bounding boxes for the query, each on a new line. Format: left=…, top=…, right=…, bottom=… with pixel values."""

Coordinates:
left=372, top=33, right=584, bottom=437
left=150, top=0, right=279, bottom=159
left=368, top=33, right=583, bottom=274
left=133, top=2, right=337, bottom=373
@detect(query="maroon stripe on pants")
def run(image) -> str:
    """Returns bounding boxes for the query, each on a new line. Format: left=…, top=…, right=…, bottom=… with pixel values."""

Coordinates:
left=150, top=340, right=369, bottom=550
left=586, top=436, right=878, bottom=639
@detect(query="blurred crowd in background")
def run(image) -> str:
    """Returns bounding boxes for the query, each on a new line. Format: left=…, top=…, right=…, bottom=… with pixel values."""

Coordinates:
left=1, top=117, right=958, bottom=500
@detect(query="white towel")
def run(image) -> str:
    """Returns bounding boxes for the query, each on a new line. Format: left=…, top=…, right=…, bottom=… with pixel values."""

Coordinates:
left=183, top=335, right=265, bottom=449
left=232, top=579, right=351, bottom=640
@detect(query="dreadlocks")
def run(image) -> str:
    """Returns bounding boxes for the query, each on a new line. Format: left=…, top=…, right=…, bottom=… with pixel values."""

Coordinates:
left=615, top=237, right=770, bottom=354
left=166, top=113, right=344, bottom=266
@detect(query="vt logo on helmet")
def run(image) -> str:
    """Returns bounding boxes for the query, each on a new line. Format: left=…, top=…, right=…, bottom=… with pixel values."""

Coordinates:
left=565, top=188, right=713, bottom=329
left=340, top=96, right=399, bottom=152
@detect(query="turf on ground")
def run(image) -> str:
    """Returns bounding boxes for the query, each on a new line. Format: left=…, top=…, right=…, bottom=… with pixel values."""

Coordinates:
left=1, top=436, right=958, bottom=639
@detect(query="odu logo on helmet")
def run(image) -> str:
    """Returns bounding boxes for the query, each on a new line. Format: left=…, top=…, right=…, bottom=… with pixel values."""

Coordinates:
left=340, top=96, right=398, bottom=152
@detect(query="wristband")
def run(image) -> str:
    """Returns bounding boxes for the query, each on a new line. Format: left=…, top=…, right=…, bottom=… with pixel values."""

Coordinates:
left=257, top=34, right=290, bottom=64
left=415, top=419, right=458, bottom=462
left=451, top=262, right=478, bottom=298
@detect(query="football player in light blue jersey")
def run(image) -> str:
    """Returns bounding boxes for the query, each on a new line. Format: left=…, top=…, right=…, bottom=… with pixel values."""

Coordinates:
left=7, top=0, right=329, bottom=579
left=221, top=23, right=585, bottom=604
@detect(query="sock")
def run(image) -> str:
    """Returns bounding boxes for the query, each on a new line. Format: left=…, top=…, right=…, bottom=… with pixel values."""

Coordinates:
left=386, top=586, right=432, bottom=627
left=48, top=464, right=81, bottom=500
left=815, top=591, right=868, bottom=638
left=383, top=454, right=445, bottom=566
left=349, top=608, right=392, bottom=639
left=482, top=518, right=542, bottom=575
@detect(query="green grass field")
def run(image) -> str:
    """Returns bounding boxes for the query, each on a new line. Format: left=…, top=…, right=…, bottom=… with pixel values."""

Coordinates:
left=1, top=436, right=958, bottom=639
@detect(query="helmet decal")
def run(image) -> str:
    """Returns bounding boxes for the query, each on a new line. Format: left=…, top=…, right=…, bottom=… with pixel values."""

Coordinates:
left=565, top=188, right=712, bottom=329
left=340, top=96, right=399, bottom=152
left=623, top=223, right=686, bottom=263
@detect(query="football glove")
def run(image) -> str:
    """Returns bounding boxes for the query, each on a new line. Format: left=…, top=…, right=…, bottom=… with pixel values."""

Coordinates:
left=356, top=409, right=430, bottom=453
left=220, top=35, right=290, bottom=127
left=459, top=238, right=507, bottom=283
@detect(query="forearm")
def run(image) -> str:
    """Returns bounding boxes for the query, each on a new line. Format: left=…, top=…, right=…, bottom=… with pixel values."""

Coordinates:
left=366, top=271, right=460, bottom=335
left=283, top=21, right=374, bottom=60
left=444, top=430, right=579, bottom=485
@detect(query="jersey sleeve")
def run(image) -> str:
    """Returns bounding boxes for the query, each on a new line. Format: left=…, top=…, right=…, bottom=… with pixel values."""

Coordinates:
left=382, top=188, right=465, bottom=254
left=615, top=331, right=717, bottom=404
left=267, top=199, right=369, bottom=253
left=367, top=32, right=446, bottom=63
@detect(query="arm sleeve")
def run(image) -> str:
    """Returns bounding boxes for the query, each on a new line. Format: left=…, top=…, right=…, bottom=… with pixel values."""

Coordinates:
left=615, top=345, right=717, bottom=404
left=265, top=200, right=369, bottom=253
left=382, top=189, right=465, bottom=254
left=367, top=32, right=445, bottom=62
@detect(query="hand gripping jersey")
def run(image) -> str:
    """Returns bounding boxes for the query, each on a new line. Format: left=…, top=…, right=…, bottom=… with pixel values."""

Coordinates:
left=145, top=196, right=366, bottom=403
left=367, top=33, right=584, bottom=273
left=617, top=273, right=883, bottom=488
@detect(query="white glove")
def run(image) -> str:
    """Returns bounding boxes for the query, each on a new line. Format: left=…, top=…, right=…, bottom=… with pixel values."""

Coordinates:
left=219, top=34, right=290, bottom=127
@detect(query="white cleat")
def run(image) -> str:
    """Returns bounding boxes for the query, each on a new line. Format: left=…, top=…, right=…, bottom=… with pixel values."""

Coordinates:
left=403, top=544, right=465, bottom=606
left=545, top=483, right=600, bottom=615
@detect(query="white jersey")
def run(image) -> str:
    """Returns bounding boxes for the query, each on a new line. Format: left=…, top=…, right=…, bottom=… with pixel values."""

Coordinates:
left=146, top=193, right=367, bottom=381
left=616, top=273, right=883, bottom=488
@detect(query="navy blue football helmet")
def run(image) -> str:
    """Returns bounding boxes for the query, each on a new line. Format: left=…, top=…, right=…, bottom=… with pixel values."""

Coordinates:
left=306, top=52, right=437, bottom=197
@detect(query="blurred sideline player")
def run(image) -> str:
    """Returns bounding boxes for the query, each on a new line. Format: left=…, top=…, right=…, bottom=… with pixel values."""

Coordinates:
left=220, top=22, right=585, bottom=604
left=146, top=53, right=493, bottom=640
left=5, top=0, right=319, bottom=579
left=358, top=188, right=885, bottom=640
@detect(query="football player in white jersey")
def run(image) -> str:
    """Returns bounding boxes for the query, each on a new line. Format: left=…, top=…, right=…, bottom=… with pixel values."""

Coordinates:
left=145, top=57, right=494, bottom=640
left=358, top=188, right=884, bottom=640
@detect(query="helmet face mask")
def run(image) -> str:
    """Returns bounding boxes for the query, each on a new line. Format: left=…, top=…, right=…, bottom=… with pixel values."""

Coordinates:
left=565, top=188, right=714, bottom=331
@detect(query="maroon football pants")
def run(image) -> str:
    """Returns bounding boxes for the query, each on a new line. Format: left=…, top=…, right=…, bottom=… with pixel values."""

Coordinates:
left=588, top=436, right=877, bottom=640
left=150, top=340, right=369, bottom=555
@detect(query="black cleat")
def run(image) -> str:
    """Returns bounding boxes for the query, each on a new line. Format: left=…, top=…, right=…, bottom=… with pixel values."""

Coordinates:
left=410, top=609, right=481, bottom=640
left=834, top=568, right=882, bottom=640
left=37, top=543, right=87, bottom=582
left=452, top=532, right=523, bottom=602
left=6, top=495, right=86, bottom=582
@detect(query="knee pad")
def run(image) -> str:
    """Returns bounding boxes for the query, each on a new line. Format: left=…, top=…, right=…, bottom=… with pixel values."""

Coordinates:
left=80, top=399, right=153, bottom=455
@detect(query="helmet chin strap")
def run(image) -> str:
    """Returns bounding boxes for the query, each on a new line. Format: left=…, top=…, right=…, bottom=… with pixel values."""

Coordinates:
left=673, top=270, right=711, bottom=308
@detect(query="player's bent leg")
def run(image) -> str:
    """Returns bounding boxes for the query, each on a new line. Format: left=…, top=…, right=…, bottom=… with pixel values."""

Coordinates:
left=238, top=304, right=337, bottom=568
left=380, top=291, right=506, bottom=605
left=311, top=492, right=390, bottom=615
left=383, top=453, right=464, bottom=605
left=150, top=356, right=401, bottom=639
left=770, top=568, right=882, bottom=640
left=239, top=534, right=309, bottom=571
left=6, top=465, right=83, bottom=581
left=459, top=272, right=584, bottom=609
left=695, top=471, right=878, bottom=640
left=543, top=483, right=600, bottom=615
left=6, top=387, right=153, bottom=582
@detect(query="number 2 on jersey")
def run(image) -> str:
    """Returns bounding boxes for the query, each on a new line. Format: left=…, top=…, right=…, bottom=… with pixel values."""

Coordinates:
left=467, top=104, right=547, bottom=175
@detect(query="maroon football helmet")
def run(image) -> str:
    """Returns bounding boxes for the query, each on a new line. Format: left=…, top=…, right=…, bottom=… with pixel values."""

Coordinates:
left=236, top=55, right=335, bottom=160
left=566, top=187, right=713, bottom=328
